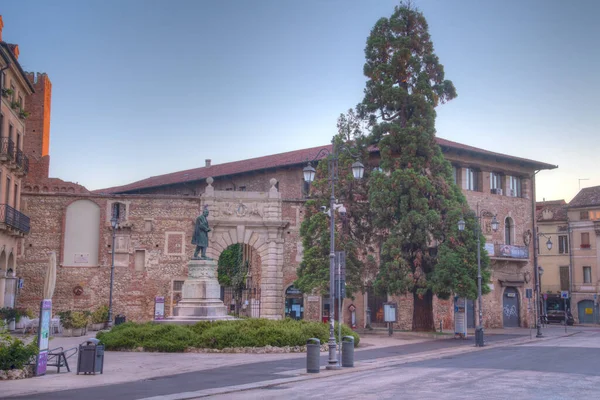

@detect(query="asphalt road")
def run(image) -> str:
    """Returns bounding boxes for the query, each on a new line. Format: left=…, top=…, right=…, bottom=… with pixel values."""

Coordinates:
left=211, top=329, right=600, bottom=400
left=4, top=333, right=521, bottom=400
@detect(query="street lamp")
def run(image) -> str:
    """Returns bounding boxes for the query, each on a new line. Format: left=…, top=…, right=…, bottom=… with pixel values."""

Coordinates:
left=534, top=232, right=552, bottom=338
left=107, top=215, right=118, bottom=328
left=303, top=141, right=364, bottom=370
left=458, top=208, right=498, bottom=347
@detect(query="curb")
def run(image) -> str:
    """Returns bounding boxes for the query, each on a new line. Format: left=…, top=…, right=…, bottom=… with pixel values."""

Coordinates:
left=140, top=330, right=579, bottom=400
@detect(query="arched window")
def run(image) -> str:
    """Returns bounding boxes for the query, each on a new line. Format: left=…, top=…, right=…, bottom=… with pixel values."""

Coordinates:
left=505, top=217, right=513, bottom=245
left=64, top=200, right=100, bottom=266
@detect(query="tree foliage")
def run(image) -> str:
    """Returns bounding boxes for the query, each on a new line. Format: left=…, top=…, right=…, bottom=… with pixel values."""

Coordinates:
left=217, top=244, right=247, bottom=290
left=359, top=2, right=489, bottom=331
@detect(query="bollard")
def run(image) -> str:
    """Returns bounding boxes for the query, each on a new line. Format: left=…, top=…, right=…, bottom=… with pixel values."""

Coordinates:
left=341, top=336, right=354, bottom=368
left=306, top=338, right=321, bottom=373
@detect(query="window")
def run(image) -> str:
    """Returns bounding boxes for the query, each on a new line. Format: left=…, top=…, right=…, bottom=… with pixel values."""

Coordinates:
left=225, top=187, right=234, bottom=191
left=559, top=266, right=570, bottom=291
left=10, top=83, right=15, bottom=101
left=134, top=250, right=146, bottom=272
left=580, top=211, right=589, bottom=220
left=111, top=202, right=127, bottom=221
left=171, top=279, right=185, bottom=315
left=452, top=165, right=459, bottom=185
left=0, top=113, right=4, bottom=138
left=504, top=217, right=513, bottom=245
left=18, top=95, right=23, bottom=107
left=13, top=183, right=18, bottom=209
left=508, top=176, right=521, bottom=197
left=238, top=186, right=246, bottom=192
left=5, top=176, right=10, bottom=205
left=16, top=133, right=21, bottom=151
left=589, top=210, right=600, bottom=221
left=583, top=266, right=592, bottom=284
left=490, top=172, right=501, bottom=191
left=581, top=232, right=590, bottom=249
left=465, top=168, right=479, bottom=191
left=558, top=235, right=568, bottom=254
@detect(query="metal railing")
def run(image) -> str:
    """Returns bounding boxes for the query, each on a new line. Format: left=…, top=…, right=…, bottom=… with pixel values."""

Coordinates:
left=0, top=204, right=30, bottom=234
left=15, top=149, right=29, bottom=174
left=493, top=243, right=529, bottom=259
left=0, top=137, right=15, bottom=160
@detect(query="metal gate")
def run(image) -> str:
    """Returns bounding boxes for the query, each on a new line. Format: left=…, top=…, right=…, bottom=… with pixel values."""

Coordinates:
left=578, top=300, right=595, bottom=324
left=367, top=289, right=387, bottom=327
left=503, top=287, right=520, bottom=327
left=221, top=286, right=261, bottom=318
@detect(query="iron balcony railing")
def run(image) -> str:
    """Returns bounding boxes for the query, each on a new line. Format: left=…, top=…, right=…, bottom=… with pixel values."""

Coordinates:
left=15, top=149, right=29, bottom=174
left=0, top=137, right=15, bottom=161
left=0, top=204, right=31, bottom=234
left=492, top=243, right=529, bottom=259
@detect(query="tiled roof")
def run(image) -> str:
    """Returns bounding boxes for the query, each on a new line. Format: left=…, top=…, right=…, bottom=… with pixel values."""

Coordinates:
left=95, top=137, right=557, bottom=194
left=0, top=41, right=35, bottom=93
left=569, top=185, right=600, bottom=208
left=536, top=200, right=567, bottom=222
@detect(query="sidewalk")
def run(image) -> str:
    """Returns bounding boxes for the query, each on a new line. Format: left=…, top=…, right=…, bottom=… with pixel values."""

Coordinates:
left=1, top=325, right=575, bottom=399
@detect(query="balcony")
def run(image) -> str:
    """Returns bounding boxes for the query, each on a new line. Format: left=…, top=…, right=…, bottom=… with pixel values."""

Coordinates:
left=0, top=204, right=30, bottom=236
left=0, top=137, right=29, bottom=175
left=489, top=243, right=529, bottom=261
left=0, top=137, right=15, bottom=162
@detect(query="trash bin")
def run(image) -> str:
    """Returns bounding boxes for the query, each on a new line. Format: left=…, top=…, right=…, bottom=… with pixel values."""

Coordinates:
left=306, top=338, right=321, bottom=373
left=115, top=314, right=126, bottom=325
left=475, top=327, right=484, bottom=347
left=342, top=336, right=354, bottom=367
left=77, top=338, right=104, bottom=375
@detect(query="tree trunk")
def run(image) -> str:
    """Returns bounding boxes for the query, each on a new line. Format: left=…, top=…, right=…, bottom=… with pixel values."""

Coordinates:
left=412, top=289, right=435, bottom=331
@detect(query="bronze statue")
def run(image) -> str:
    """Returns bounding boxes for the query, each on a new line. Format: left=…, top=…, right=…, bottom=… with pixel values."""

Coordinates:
left=192, top=208, right=212, bottom=260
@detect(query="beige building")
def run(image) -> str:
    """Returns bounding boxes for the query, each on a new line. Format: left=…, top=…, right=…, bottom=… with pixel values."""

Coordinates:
left=567, top=186, right=600, bottom=323
left=0, top=17, right=35, bottom=307
left=536, top=200, right=570, bottom=314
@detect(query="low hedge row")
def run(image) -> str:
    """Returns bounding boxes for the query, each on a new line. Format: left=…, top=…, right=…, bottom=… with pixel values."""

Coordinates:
left=96, top=318, right=359, bottom=352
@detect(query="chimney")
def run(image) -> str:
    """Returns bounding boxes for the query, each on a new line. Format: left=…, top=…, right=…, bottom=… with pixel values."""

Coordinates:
left=0, top=16, right=4, bottom=42
left=205, top=159, right=211, bottom=167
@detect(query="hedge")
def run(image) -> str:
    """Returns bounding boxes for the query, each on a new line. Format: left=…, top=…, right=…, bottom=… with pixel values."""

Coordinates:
left=96, top=318, right=359, bottom=352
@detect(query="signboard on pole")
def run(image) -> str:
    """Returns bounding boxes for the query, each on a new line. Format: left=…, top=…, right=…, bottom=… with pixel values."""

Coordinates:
left=454, top=297, right=467, bottom=338
left=561, top=291, right=569, bottom=299
left=543, top=293, right=548, bottom=300
left=36, top=299, right=52, bottom=376
left=383, top=302, right=397, bottom=322
left=154, top=296, right=165, bottom=320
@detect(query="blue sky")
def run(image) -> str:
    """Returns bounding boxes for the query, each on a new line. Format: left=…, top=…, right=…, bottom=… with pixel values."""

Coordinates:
left=1, top=0, right=598, bottom=200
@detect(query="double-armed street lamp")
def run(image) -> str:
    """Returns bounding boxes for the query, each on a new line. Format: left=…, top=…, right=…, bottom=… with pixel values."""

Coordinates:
left=107, top=215, right=118, bottom=328
left=458, top=207, right=499, bottom=347
left=303, top=142, right=364, bottom=370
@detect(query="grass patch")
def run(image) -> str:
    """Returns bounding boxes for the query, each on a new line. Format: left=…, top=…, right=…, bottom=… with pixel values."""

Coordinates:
left=96, top=319, right=359, bottom=352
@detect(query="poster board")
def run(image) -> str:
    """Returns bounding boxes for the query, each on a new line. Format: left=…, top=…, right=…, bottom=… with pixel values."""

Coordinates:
left=454, top=297, right=467, bottom=338
left=154, top=296, right=165, bottom=320
left=36, top=299, right=52, bottom=376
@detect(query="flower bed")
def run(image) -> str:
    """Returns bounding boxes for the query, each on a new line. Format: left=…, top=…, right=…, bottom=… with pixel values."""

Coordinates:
left=96, top=319, right=359, bottom=352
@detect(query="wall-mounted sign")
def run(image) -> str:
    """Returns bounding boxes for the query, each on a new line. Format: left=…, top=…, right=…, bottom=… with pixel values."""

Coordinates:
left=73, top=253, right=89, bottom=264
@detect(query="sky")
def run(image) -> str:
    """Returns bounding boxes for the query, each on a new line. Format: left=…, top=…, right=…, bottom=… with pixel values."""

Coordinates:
left=1, top=0, right=598, bottom=201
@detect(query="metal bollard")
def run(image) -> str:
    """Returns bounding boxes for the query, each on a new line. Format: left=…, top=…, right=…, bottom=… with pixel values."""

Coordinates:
left=341, top=336, right=354, bottom=368
left=306, top=338, right=321, bottom=373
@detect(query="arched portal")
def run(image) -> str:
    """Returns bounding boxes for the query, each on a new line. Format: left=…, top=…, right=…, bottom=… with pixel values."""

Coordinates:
left=218, top=243, right=262, bottom=317
left=202, top=178, right=287, bottom=319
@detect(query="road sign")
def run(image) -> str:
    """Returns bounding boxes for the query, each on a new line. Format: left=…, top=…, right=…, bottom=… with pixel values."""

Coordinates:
left=561, top=291, right=569, bottom=299
left=594, top=294, right=598, bottom=300
left=543, top=293, right=548, bottom=300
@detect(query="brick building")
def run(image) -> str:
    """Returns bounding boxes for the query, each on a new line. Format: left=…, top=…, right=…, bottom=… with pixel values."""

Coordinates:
left=0, top=17, right=35, bottom=308
left=565, top=186, right=600, bottom=323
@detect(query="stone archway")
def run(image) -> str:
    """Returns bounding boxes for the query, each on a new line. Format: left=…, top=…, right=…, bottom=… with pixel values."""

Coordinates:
left=202, top=177, right=287, bottom=320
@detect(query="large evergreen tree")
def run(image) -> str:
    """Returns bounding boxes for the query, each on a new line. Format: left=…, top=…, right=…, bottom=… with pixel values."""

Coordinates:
left=359, top=3, right=489, bottom=331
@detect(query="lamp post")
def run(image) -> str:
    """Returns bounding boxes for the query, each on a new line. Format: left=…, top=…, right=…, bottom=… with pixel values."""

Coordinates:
left=534, top=232, right=552, bottom=338
left=458, top=206, right=499, bottom=347
left=107, top=215, right=118, bottom=328
left=303, top=141, right=364, bottom=370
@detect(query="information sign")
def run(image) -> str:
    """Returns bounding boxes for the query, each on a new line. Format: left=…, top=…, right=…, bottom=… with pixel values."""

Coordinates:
left=36, top=299, right=52, bottom=376
left=154, top=296, right=165, bottom=320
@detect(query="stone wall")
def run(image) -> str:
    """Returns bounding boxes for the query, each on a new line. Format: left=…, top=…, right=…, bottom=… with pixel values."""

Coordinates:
left=17, top=192, right=201, bottom=320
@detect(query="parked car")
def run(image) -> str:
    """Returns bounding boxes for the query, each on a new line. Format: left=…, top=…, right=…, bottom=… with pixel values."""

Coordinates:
left=543, top=309, right=574, bottom=326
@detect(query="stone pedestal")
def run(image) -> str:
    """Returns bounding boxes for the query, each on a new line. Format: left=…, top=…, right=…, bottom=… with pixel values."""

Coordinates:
left=169, top=259, right=234, bottom=322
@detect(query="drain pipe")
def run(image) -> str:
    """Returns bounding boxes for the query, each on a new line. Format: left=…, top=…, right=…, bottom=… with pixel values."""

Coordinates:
left=531, top=170, right=543, bottom=337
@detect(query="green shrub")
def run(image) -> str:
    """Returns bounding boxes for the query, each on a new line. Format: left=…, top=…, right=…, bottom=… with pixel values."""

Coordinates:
left=0, top=322, right=38, bottom=370
left=91, top=305, right=109, bottom=324
left=97, top=319, right=359, bottom=351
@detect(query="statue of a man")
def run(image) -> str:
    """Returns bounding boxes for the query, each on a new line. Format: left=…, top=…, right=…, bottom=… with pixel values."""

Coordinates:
left=192, top=208, right=212, bottom=260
